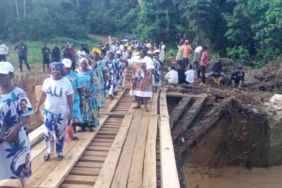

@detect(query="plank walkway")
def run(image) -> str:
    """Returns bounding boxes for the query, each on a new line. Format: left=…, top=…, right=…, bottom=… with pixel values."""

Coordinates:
left=0, top=87, right=180, bottom=188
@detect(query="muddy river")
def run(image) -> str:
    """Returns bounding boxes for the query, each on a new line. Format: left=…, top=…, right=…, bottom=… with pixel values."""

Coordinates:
left=184, top=164, right=282, bottom=188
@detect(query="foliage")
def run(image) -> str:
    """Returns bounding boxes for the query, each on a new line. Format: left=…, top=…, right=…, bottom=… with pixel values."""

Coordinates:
left=1, top=0, right=282, bottom=66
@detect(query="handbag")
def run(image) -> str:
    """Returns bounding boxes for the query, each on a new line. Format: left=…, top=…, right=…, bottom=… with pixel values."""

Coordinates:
left=0, top=122, right=20, bottom=144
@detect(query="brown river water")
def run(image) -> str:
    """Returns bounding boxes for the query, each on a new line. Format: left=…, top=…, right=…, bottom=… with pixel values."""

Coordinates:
left=184, top=164, right=282, bottom=188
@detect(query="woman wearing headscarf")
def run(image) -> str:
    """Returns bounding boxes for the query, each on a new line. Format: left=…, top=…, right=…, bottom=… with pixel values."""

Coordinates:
left=0, top=62, right=34, bottom=186
left=120, top=46, right=155, bottom=112
left=105, top=51, right=118, bottom=99
left=75, top=57, right=99, bottom=132
left=62, top=58, right=83, bottom=140
left=35, top=62, right=73, bottom=161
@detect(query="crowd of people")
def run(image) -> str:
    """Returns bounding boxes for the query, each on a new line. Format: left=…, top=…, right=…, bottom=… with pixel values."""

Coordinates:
left=0, top=38, right=167, bottom=186
left=0, top=37, right=246, bottom=187
left=165, top=39, right=245, bottom=88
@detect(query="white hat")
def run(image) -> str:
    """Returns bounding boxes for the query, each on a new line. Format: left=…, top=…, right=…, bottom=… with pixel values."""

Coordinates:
left=148, top=51, right=153, bottom=54
left=0, top=62, right=14, bottom=74
left=116, top=50, right=121, bottom=54
left=154, top=49, right=160, bottom=53
left=62, top=58, right=72, bottom=68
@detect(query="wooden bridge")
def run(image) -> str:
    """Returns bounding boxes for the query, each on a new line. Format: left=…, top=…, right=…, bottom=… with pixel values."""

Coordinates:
left=0, top=88, right=180, bottom=188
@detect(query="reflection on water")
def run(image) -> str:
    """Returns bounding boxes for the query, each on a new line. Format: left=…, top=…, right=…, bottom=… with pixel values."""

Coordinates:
left=184, top=163, right=282, bottom=188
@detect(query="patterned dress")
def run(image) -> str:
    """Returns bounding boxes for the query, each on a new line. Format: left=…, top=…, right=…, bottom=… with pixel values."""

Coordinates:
left=64, top=71, right=83, bottom=123
left=76, top=69, right=99, bottom=127
left=117, top=60, right=125, bottom=86
left=0, top=87, right=33, bottom=180
left=105, top=59, right=118, bottom=97
left=128, top=56, right=155, bottom=98
left=153, top=58, right=162, bottom=87
left=96, top=62, right=107, bottom=108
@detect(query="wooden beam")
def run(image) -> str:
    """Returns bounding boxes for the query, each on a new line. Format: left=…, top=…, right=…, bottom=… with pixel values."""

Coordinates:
left=127, top=115, right=151, bottom=187
left=29, top=124, right=44, bottom=147
left=110, top=114, right=142, bottom=188
left=166, top=92, right=207, bottom=98
left=159, top=89, right=180, bottom=188
left=103, top=89, right=127, bottom=112
left=169, top=97, right=191, bottom=129
left=93, top=115, right=134, bottom=188
left=142, top=115, right=158, bottom=188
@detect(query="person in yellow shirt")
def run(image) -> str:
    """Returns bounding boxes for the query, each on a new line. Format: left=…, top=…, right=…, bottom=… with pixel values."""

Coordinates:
left=146, top=40, right=152, bottom=51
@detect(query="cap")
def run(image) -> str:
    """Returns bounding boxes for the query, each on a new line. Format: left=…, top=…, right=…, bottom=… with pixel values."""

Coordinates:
left=62, top=58, right=72, bottom=68
left=148, top=51, right=153, bottom=55
left=185, top=40, right=189, bottom=43
left=0, top=62, right=14, bottom=74
left=116, top=50, right=121, bottom=54
left=154, top=49, right=160, bottom=53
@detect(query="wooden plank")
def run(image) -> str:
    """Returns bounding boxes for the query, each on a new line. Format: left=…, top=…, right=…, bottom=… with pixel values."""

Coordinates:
left=110, top=115, right=142, bottom=188
left=166, top=92, right=207, bottom=98
left=169, top=97, right=191, bottom=129
left=60, top=184, right=93, bottom=188
left=38, top=115, right=108, bottom=188
left=87, top=146, right=111, bottom=151
left=159, top=89, right=180, bottom=188
left=103, top=89, right=126, bottom=112
left=70, top=167, right=100, bottom=176
left=76, top=162, right=104, bottom=168
left=92, top=138, right=114, bottom=143
left=29, top=124, right=44, bottom=147
left=151, top=92, right=160, bottom=115
left=64, top=175, right=97, bottom=184
left=143, top=115, right=158, bottom=188
left=127, top=115, right=151, bottom=187
left=90, top=142, right=113, bottom=147
left=80, top=155, right=106, bottom=162
left=93, top=115, right=134, bottom=188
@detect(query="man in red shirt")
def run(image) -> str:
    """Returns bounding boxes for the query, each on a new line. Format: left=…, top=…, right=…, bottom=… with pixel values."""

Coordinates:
left=199, top=46, right=208, bottom=85
left=182, top=39, right=192, bottom=68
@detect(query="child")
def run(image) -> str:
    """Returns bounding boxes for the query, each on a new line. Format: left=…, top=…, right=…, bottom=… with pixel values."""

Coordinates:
left=185, top=64, right=194, bottom=84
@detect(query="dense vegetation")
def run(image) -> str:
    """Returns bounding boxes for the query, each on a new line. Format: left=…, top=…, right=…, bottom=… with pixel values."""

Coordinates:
left=1, top=0, right=282, bottom=66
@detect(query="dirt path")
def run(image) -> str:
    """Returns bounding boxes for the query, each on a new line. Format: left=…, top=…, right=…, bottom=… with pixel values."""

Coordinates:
left=88, top=34, right=109, bottom=44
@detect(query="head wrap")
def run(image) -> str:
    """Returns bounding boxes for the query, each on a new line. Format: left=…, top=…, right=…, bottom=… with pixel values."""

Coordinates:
left=140, top=46, right=148, bottom=55
left=79, top=57, right=89, bottom=65
left=49, top=62, right=68, bottom=76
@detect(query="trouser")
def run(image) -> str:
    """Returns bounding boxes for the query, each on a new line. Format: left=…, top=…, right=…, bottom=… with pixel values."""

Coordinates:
left=0, top=55, right=6, bottom=62
left=43, top=110, right=68, bottom=155
left=198, top=66, right=206, bottom=83
left=19, top=56, right=30, bottom=72
left=182, top=58, right=189, bottom=68
left=192, top=61, right=199, bottom=71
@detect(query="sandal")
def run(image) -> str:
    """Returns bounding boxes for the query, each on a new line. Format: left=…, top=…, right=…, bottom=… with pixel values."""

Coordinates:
left=88, top=127, right=94, bottom=132
left=133, top=106, right=141, bottom=109
left=58, top=155, right=64, bottom=161
left=44, top=154, right=50, bottom=161
left=78, top=127, right=86, bottom=132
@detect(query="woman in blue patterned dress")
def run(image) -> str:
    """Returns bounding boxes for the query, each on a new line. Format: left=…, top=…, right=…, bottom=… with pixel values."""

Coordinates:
left=0, top=62, right=34, bottom=185
left=106, top=51, right=118, bottom=99
left=92, top=53, right=107, bottom=110
left=76, top=57, right=99, bottom=131
left=115, top=51, right=125, bottom=89
left=153, top=53, right=162, bottom=92
left=62, top=58, right=83, bottom=140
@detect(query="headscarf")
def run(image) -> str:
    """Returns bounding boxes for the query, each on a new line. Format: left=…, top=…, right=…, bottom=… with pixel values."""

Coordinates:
left=141, top=46, right=148, bottom=55
left=49, top=62, right=67, bottom=76
left=79, top=57, right=89, bottom=65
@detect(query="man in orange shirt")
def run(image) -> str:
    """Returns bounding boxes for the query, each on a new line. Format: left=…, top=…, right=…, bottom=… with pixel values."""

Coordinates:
left=199, top=46, right=209, bottom=86
left=182, top=39, right=192, bottom=68
left=146, top=40, right=152, bottom=51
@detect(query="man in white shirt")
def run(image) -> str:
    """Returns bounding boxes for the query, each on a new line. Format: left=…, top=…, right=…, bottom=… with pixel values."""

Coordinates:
left=185, top=64, right=195, bottom=84
left=77, top=45, right=86, bottom=60
left=0, top=40, right=9, bottom=62
left=192, top=42, right=203, bottom=71
left=164, top=66, right=178, bottom=84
